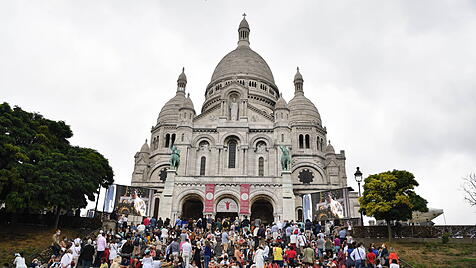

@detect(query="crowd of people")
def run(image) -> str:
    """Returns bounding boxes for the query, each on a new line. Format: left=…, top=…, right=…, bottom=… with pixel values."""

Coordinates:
left=12, top=216, right=402, bottom=268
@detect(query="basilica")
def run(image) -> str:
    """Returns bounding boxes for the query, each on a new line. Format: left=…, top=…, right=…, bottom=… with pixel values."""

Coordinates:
left=131, top=16, right=359, bottom=223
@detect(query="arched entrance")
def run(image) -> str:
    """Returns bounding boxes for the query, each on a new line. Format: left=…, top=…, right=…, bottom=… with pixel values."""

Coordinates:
left=181, top=196, right=203, bottom=220
left=251, top=198, right=274, bottom=225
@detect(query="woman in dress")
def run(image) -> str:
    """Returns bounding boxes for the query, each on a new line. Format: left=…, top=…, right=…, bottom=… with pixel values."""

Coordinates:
left=253, top=246, right=265, bottom=268
left=142, top=250, right=154, bottom=268
left=13, top=252, right=27, bottom=268
left=109, top=240, right=118, bottom=263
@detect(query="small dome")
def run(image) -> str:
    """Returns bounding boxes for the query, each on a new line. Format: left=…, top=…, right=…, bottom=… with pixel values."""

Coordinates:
left=210, top=46, right=275, bottom=85
left=157, top=92, right=187, bottom=124
left=288, top=94, right=321, bottom=125
left=180, top=93, right=195, bottom=111
left=325, top=141, right=335, bottom=154
left=294, top=67, right=303, bottom=82
left=239, top=17, right=249, bottom=29
left=140, top=140, right=150, bottom=153
left=275, top=94, right=288, bottom=110
left=177, top=67, right=187, bottom=83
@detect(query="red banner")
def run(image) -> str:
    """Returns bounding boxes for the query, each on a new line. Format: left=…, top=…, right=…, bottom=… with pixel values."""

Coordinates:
left=204, top=184, right=215, bottom=213
left=240, top=184, right=251, bottom=214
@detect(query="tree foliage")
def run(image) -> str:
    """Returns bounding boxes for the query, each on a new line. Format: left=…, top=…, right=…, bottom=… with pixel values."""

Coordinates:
left=360, top=170, right=428, bottom=224
left=0, top=102, right=114, bottom=213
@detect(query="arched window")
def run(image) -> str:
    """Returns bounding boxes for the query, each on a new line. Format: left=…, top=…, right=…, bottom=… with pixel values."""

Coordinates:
left=299, top=134, right=304, bottom=149
left=171, top=134, right=176, bottom=146
left=258, top=157, right=264, bottom=177
left=181, top=133, right=184, bottom=142
left=305, top=134, right=310, bottom=149
left=228, top=140, right=237, bottom=168
left=200, top=156, right=206, bottom=176
left=320, top=138, right=324, bottom=151
left=317, top=137, right=320, bottom=151
left=281, top=134, right=284, bottom=143
left=165, top=134, right=170, bottom=148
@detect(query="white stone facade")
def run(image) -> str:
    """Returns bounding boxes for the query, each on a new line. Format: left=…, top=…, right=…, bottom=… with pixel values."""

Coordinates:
left=131, top=16, right=359, bottom=222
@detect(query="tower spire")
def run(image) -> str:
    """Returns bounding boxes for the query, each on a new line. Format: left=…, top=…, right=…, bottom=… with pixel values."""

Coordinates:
left=177, top=67, right=187, bottom=93
left=238, top=14, right=250, bottom=47
left=294, top=67, right=304, bottom=94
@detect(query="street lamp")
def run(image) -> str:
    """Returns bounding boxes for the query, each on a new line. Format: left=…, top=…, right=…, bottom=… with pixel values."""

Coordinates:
left=354, top=167, right=364, bottom=226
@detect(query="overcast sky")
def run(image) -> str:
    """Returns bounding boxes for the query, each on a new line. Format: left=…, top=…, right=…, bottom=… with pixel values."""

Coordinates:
left=1, top=0, right=475, bottom=224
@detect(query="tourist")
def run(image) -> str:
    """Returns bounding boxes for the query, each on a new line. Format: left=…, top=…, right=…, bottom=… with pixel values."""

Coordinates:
left=366, top=247, right=376, bottom=268
left=203, top=241, right=213, bottom=268
left=388, top=248, right=399, bottom=266
left=110, top=257, right=121, bottom=268
left=52, top=230, right=62, bottom=256
left=96, top=232, right=107, bottom=266
left=350, top=242, right=366, bottom=268
left=141, top=250, right=154, bottom=268
left=71, top=242, right=81, bottom=268
left=60, top=249, right=73, bottom=268
left=108, top=239, right=118, bottom=264
left=301, top=244, right=315, bottom=267
left=253, top=246, right=265, bottom=268
left=13, top=253, right=27, bottom=268
left=79, top=239, right=94, bottom=268
left=389, top=259, right=400, bottom=268
left=181, top=239, right=192, bottom=268
left=169, top=238, right=180, bottom=260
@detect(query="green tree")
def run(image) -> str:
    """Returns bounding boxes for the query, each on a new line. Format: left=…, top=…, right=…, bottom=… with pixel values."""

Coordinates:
left=0, top=102, right=114, bottom=227
left=359, top=170, right=428, bottom=241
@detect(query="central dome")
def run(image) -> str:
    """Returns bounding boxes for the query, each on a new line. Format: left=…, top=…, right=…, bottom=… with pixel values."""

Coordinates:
left=210, top=46, right=275, bottom=84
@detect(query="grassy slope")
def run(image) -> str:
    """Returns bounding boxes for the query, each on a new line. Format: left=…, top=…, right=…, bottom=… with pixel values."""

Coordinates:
left=0, top=225, right=80, bottom=265
left=389, top=242, right=476, bottom=267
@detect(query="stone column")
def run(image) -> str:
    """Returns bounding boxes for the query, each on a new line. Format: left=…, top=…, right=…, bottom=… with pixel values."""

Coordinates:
left=281, top=171, right=296, bottom=221
left=158, top=169, right=176, bottom=220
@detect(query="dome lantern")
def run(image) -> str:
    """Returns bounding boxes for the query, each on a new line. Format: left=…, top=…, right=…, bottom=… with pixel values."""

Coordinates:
left=294, top=67, right=304, bottom=94
left=177, top=67, right=187, bottom=92
left=238, top=13, right=250, bottom=47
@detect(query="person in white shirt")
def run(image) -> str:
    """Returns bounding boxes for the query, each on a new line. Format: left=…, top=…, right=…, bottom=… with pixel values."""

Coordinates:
left=389, top=259, right=400, bottom=268
left=181, top=239, right=192, bottom=268
left=350, top=243, right=366, bottom=268
left=262, top=243, right=269, bottom=261
left=137, top=223, right=146, bottom=234
left=13, top=253, right=27, bottom=268
left=60, top=249, right=73, bottom=268
left=71, top=242, right=81, bottom=268
left=109, top=241, right=118, bottom=262
left=142, top=250, right=154, bottom=268
left=161, top=227, right=169, bottom=243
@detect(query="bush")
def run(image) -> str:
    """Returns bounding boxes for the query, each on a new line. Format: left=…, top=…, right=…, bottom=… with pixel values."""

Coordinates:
left=442, top=232, right=450, bottom=244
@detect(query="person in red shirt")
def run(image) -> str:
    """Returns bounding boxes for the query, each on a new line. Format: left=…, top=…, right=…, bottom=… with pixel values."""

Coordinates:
left=285, top=247, right=297, bottom=267
left=143, top=217, right=150, bottom=226
left=366, top=248, right=376, bottom=267
left=388, top=248, right=399, bottom=265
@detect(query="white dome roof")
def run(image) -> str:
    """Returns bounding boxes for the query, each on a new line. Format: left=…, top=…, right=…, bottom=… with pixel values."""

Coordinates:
left=210, top=46, right=275, bottom=85
left=157, top=92, right=187, bottom=124
left=288, top=94, right=321, bottom=125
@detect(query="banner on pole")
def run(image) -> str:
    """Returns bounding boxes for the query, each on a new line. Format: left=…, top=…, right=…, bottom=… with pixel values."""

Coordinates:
left=239, top=184, right=251, bottom=214
left=204, top=184, right=215, bottom=213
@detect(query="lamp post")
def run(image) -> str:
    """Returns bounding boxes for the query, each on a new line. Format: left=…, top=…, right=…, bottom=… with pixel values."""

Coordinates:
left=354, top=167, right=364, bottom=226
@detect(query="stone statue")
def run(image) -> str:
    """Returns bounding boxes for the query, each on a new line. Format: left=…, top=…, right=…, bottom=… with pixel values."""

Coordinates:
left=279, top=145, right=291, bottom=171
left=170, top=145, right=180, bottom=169
left=229, top=97, right=238, bottom=121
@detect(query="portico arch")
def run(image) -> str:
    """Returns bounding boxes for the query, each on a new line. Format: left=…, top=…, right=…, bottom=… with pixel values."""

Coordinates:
left=250, top=195, right=274, bottom=225
left=180, top=193, right=204, bottom=220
